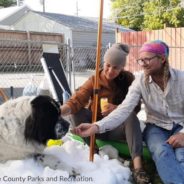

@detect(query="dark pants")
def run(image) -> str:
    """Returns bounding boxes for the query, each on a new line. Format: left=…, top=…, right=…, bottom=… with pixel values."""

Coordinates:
left=70, top=108, right=143, bottom=159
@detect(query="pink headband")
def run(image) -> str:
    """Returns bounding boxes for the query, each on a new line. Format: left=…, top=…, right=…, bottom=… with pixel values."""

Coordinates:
left=139, top=41, right=169, bottom=57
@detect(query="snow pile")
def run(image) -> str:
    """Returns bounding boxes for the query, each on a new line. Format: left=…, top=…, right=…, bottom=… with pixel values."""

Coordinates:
left=0, top=135, right=131, bottom=184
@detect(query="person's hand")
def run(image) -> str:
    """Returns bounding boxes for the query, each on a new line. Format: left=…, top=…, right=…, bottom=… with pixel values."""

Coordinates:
left=60, top=104, right=71, bottom=116
left=71, top=123, right=99, bottom=137
left=101, top=103, right=117, bottom=117
left=166, top=133, right=184, bottom=148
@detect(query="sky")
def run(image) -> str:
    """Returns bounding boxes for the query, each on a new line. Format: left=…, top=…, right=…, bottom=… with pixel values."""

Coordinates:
left=0, top=134, right=131, bottom=184
left=24, top=0, right=111, bottom=18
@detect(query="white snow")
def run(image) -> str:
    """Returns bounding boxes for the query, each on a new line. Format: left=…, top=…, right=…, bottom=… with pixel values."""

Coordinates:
left=0, top=134, right=132, bottom=184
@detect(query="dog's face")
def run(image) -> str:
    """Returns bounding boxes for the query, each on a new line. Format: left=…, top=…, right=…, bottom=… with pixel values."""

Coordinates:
left=24, top=95, right=70, bottom=145
left=55, top=118, right=69, bottom=139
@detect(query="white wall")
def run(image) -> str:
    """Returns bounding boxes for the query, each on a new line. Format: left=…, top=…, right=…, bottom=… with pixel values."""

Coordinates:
left=73, top=30, right=115, bottom=47
left=13, top=11, right=115, bottom=47
left=13, top=11, right=72, bottom=44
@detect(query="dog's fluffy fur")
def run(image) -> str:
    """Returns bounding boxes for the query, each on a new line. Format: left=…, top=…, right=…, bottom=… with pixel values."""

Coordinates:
left=0, top=95, right=72, bottom=173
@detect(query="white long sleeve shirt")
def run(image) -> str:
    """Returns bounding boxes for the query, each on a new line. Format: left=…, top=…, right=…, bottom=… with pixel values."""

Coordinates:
left=95, top=68, right=184, bottom=133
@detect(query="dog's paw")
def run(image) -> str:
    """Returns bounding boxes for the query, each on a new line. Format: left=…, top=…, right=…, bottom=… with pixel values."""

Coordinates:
left=56, top=162, right=79, bottom=176
left=34, top=153, right=45, bottom=162
left=69, top=169, right=80, bottom=178
left=34, top=154, right=62, bottom=169
left=34, top=154, right=79, bottom=176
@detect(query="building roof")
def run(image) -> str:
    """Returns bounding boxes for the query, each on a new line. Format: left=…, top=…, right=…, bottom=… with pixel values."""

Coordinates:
left=0, top=6, right=132, bottom=32
left=0, top=6, right=30, bottom=25
left=34, top=11, right=132, bottom=32
left=0, top=6, right=18, bottom=21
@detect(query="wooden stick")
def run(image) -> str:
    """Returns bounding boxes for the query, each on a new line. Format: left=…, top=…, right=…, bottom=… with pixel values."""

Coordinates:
left=0, top=88, right=8, bottom=102
left=89, top=0, right=104, bottom=162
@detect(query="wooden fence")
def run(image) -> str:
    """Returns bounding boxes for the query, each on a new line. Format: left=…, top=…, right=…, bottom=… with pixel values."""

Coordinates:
left=0, top=29, right=64, bottom=66
left=116, top=27, right=184, bottom=72
left=0, top=29, right=64, bottom=42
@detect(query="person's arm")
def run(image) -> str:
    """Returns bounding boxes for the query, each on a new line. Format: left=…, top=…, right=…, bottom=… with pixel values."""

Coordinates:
left=72, top=76, right=142, bottom=137
left=127, top=72, right=141, bottom=114
left=60, top=104, right=71, bottom=116
left=95, top=76, right=142, bottom=133
left=72, top=123, right=99, bottom=137
left=61, top=76, right=94, bottom=115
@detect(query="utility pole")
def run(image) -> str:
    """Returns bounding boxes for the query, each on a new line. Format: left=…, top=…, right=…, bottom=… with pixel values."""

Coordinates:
left=76, top=0, right=80, bottom=16
left=40, top=0, right=45, bottom=12
left=17, top=0, right=24, bottom=6
left=43, top=0, right=45, bottom=13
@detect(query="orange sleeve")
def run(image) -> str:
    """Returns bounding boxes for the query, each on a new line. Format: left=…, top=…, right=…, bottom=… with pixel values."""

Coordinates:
left=65, top=76, right=94, bottom=113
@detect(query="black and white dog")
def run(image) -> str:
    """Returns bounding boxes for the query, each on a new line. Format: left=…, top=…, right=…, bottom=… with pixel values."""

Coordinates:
left=0, top=95, right=73, bottom=173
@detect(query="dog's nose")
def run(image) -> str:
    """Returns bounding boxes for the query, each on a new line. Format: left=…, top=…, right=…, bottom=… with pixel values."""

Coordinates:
left=55, top=118, right=70, bottom=139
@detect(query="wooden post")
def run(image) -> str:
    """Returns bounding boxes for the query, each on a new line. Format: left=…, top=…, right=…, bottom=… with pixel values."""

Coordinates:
left=89, top=0, right=104, bottom=162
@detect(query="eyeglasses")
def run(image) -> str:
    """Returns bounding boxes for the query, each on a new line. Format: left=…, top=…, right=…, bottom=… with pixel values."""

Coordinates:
left=137, top=55, right=159, bottom=66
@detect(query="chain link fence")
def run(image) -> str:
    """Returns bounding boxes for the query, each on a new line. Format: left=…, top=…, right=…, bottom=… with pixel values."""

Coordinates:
left=71, top=46, right=106, bottom=91
left=0, top=38, right=107, bottom=102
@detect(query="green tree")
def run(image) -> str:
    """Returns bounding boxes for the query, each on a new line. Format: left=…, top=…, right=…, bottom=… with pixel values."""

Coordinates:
left=111, top=0, right=184, bottom=30
left=0, top=0, right=16, bottom=7
left=143, top=0, right=184, bottom=30
left=111, top=0, right=146, bottom=30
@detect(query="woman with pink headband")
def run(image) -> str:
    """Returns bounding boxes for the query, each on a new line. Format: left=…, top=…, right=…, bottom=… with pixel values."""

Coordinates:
left=73, top=40, right=184, bottom=184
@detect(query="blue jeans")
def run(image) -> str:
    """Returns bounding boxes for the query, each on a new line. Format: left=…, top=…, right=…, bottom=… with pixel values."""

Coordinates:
left=143, top=123, right=184, bottom=184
